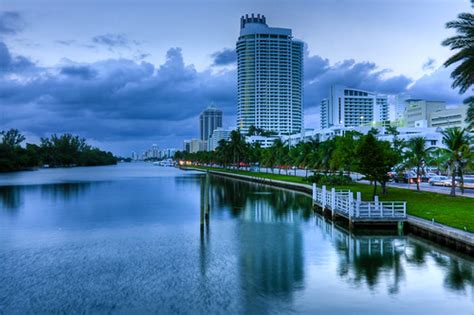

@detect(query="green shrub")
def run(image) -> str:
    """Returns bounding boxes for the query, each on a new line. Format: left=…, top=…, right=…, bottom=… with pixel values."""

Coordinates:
left=304, top=173, right=352, bottom=186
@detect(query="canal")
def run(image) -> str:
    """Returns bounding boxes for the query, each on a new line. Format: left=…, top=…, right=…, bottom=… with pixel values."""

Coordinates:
left=0, top=163, right=472, bottom=314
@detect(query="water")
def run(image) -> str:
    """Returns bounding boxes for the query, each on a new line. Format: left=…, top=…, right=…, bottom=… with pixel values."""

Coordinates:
left=0, top=163, right=472, bottom=314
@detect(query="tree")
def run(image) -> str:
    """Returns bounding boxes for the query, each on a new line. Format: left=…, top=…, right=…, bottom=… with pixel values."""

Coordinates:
left=404, top=137, right=432, bottom=192
left=0, top=129, right=25, bottom=148
left=441, top=128, right=473, bottom=196
left=442, top=2, right=474, bottom=94
left=227, top=130, right=248, bottom=167
left=271, top=139, right=288, bottom=174
left=356, top=134, right=398, bottom=198
left=464, top=96, right=474, bottom=130
left=428, top=148, right=450, bottom=175
left=442, top=1, right=474, bottom=127
left=331, top=131, right=360, bottom=175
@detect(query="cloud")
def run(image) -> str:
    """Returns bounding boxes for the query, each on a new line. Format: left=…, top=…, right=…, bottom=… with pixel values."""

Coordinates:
left=211, top=48, right=237, bottom=66
left=0, top=41, right=34, bottom=73
left=60, top=65, right=97, bottom=80
left=0, top=42, right=236, bottom=151
left=92, top=33, right=130, bottom=49
left=303, top=51, right=412, bottom=107
left=408, top=66, right=464, bottom=104
left=0, top=39, right=464, bottom=154
left=0, top=11, right=24, bottom=35
left=55, top=39, right=76, bottom=46
left=422, top=58, right=436, bottom=71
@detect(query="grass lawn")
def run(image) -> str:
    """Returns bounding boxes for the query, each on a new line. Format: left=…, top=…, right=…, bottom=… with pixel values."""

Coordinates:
left=189, top=166, right=474, bottom=233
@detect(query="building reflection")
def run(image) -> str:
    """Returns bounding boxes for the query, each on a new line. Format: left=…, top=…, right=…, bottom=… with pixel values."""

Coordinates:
left=200, top=174, right=306, bottom=312
left=197, top=173, right=473, bottom=305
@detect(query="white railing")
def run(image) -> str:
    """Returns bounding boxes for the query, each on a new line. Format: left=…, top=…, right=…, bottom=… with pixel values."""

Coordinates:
left=311, top=183, right=407, bottom=221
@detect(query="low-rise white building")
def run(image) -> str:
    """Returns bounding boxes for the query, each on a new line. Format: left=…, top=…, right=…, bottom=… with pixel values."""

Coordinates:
left=208, top=128, right=233, bottom=151
left=429, top=106, right=468, bottom=129
left=246, top=135, right=279, bottom=148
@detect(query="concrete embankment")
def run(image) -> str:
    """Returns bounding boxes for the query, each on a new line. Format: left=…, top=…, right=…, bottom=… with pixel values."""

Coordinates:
left=186, top=167, right=474, bottom=256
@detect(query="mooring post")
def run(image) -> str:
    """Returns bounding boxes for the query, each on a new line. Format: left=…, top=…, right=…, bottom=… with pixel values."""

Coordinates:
left=312, top=183, right=316, bottom=203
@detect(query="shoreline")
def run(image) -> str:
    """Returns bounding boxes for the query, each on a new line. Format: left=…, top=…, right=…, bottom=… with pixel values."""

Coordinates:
left=185, top=166, right=474, bottom=256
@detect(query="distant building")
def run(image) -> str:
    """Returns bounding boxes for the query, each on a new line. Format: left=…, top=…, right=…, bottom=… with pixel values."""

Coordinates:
left=429, top=105, right=469, bottom=129
left=404, top=99, right=446, bottom=128
left=237, top=14, right=304, bottom=134
left=184, top=139, right=207, bottom=153
left=208, top=128, right=232, bottom=151
left=200, top=105, right=222, bottom=141
left=320, top=85, right=389, bottom=128
left=320, top=99, right=329, bottom=129
left=246, top=135, right=279, bottom=148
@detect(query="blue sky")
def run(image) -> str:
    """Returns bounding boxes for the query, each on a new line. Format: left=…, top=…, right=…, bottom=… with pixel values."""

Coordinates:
left=0, top=0, right=471, bottom=155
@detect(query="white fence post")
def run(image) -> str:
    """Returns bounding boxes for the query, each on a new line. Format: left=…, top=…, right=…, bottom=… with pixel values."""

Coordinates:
left=331, top=188, right=336, bottom=214
left=312, top=183, right=316, bottom=202
left=348, top=192, right=354, bottom=218
left=356, top=192, right=361, bottom=218
left=374, top=196, right=380, bottom=217
left=322, top=185, right=327, bottom=208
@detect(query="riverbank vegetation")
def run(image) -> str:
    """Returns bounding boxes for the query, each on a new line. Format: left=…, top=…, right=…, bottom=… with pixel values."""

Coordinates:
left=191, top=166, right=474, bottom=232
left=174, top=127, right=473, bottom=197
left=0, top=129, right=117, bottom=172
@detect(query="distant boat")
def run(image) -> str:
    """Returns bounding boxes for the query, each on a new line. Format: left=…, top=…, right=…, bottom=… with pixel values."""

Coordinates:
left=153, top=159, right=175, bottom=167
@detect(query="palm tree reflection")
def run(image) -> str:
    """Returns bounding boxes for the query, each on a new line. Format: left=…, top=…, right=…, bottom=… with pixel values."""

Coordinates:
left=199, top=173, right=474, bottom=302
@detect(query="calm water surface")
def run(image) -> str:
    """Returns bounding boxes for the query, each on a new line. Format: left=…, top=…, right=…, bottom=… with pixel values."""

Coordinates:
left=0, top=163, right=473, bottom=314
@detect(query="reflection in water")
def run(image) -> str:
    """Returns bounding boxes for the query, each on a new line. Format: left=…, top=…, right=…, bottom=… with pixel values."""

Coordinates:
left=0, top=182, right=92, bottom=214
left=201, top=173, right=474, bottom=303
left=203, top=174, right=306, bottom=312
left=0, top=165, right=472, bottom=313
left=317, top=216, right=406, bottom=294
left=316, top=215, right=474, bottom=295
left=0, top=186, right=22, bottom=213
left=407, top=238, right=474, bottom=293
left=40, top=182, right=92, bottom=201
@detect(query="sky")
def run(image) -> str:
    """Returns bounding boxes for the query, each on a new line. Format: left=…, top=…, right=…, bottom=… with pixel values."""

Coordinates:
left=0, top=0, right=472, bottom=155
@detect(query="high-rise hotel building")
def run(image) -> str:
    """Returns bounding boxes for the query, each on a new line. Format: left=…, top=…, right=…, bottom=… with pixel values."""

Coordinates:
left=237, top=14, right=304, bottom=134
left=320, top=85, right=389, bottom=129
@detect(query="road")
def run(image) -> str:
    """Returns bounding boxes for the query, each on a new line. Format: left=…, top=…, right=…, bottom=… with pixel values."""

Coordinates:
left=242, top=167, right=474, bottom=198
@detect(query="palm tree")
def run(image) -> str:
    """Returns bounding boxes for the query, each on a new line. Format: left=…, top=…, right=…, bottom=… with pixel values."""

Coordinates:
left=271, top=139, right=287, bottom=174
left=404, top=137, right=432, bottom=192
left=442, top=2, right=474, bottom=127
left=465, top=96, right=474, bottom=130
left=427, top=147, right=450, bottom=175
left=441, top=128, right=473, bottom=196
left=442, top=3, right=474, bottom=93
left=227, top=130, right=247, bottom=168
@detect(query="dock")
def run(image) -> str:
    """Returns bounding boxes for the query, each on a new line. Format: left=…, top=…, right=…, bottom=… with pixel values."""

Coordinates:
left=311, top=183, right=407, bottom=225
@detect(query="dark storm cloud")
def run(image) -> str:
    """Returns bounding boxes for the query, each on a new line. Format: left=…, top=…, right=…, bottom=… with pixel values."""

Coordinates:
left=60, top=65, right=97, bottom=80
left=303, top=52, right=412, bottom=107
left=211, top=48, right=237, bottom=66
left=408, top=66, right=464, bottom=104
left=0, top=11, right=24, bottom=35
left=0, top=39, right=463, bottom=153
left=0, top=41, right=34, bottom=73
left=0, top=43, right=236, bottom=143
